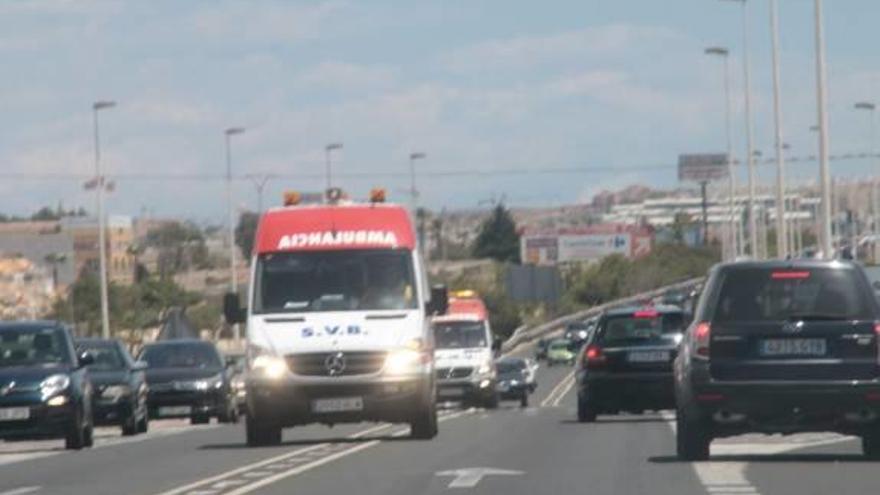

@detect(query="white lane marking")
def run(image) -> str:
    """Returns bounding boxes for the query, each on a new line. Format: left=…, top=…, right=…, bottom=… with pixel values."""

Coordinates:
left=152, top=422, right=393, bottom=495
left=435, top=467, right=523, bottom=488
left=539, top=370, right=575, bottom=408
left=662, top=411, right=857, bottom=495
left=0, top=487, right=41, bottom=495
left=219, top=411, right=470, bottom=495
left=549, top=374, right=576, bottom=408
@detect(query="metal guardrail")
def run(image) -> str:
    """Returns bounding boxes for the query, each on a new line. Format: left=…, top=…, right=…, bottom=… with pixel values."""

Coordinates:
left=500, top=276, right=705, bottom=354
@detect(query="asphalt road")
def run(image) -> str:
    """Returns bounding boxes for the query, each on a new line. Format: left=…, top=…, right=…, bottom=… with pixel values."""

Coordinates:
left=0, top=347, right=875, bottom=495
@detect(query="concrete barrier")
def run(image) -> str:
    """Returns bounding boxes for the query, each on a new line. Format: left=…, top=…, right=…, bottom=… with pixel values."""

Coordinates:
left=500, top=277, right=704, bottom=355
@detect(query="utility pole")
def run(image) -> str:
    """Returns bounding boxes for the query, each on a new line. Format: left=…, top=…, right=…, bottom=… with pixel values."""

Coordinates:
left=92, top=100, right=116, bottom=339
left=769, top=0, right=788, bottom=258
left=814, top=0, right=833, bottom=258
left=224, top=127, right=245, bottom=341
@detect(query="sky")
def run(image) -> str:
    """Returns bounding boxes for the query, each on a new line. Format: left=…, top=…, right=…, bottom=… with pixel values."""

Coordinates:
left=1, top=0, right=879, bottom=222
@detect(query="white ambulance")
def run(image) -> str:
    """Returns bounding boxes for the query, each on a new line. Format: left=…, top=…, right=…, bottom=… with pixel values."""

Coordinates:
left=431, top=291, right=499, bottom=408
left=224, top=189, right=446, bottom=446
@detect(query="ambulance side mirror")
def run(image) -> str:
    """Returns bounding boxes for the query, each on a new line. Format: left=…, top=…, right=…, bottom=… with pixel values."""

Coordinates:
left=427, top=285, right=449, bottom=316
left=223, top=292, right=247, bottom=324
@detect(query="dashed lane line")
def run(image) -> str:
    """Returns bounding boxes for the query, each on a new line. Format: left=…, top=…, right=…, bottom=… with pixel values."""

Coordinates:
left=0, top=487, right=41, bottom=495
left=549, top=374, right=577, bottom=408
left=152, top=410, right=473, bottom=495
left=539, top=370, right=575, bottom=408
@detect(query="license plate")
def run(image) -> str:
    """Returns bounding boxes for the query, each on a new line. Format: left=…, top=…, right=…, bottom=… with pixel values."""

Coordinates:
left=311, top=397, right=363, bottom=413
left=627, top=351, right=670, bottom=363
left=438, top=388, right=464, bottom=398
left=158, top=406, right=192, bottom=417
left=0, top=407, right=29, bottom=421
left=759, top=338, right=827, bottom=357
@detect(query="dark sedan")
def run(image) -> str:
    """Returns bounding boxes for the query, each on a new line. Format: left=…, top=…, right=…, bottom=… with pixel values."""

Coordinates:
left=577, top=305, right=687, bottom=422
left=495, top=357, right=537, bottom=407
left=76, top=338, right=149, bottom=436
left=0, top=321, right=95, bottom=450
left=139, top=340, right=238, bottom=425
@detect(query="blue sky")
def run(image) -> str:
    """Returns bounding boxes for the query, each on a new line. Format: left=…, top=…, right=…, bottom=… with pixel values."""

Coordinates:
left=1, top=0, right=879, bottom=221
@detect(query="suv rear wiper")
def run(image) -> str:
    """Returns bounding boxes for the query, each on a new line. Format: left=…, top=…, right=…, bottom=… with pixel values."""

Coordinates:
left=785, top=313, right=850, bottom=321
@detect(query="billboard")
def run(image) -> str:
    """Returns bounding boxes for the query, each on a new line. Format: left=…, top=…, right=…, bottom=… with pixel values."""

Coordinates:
left=678, top=153, right=729, bottom=182
left=521, top=226, right=653, bottom=265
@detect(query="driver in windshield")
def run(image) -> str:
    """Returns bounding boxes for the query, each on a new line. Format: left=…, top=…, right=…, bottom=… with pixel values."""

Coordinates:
left=361, top=260, right=413, bottom=310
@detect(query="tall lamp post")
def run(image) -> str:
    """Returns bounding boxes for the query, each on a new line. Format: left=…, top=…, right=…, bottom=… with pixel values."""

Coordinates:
left=705, top=46, right=738, bottom=260
left=92, top=100, right=116, bottom=339
left=721, top=0, right=758, bottom=258
left=855, top=102, right=877, bottom=234
left=813, top=0, right=833, bottom=258
left=224, top=127, right=245, bottom=341
left=769, top=0, right=788, bottom=258
left=325, top=143, right=343, bottom=192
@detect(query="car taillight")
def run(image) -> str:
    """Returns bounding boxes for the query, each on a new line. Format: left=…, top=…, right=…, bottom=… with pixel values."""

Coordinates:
left=693, top=322, right=711, bottom=360
left=584, top=345, right=606, bottom=368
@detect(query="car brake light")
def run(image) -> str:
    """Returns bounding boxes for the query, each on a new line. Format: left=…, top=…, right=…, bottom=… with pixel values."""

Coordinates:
left=874, top=322, right=880, bottom=336
left=634, top=309, right=660, bottom=319
left=693, top=322, right=711, bottom=359
left=771, top=271, right=811, bottom=280
left=584, top=345, right=606, bottom=368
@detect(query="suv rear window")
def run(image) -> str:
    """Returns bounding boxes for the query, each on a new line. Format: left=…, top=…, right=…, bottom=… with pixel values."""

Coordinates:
left=597, top=312, right=685, bottom=345
left=710, top=267, right=874, bottom=324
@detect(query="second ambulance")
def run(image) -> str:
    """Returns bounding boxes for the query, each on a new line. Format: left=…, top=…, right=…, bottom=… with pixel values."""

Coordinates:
left=225, top=189, right=446, bottom=445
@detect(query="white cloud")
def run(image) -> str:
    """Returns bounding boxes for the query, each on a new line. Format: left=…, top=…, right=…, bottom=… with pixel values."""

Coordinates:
left=191, top=1, right=350, bottom=44
left=440, top=24, right=683, bottom=72
left=294, top=62, right=397, bottom=92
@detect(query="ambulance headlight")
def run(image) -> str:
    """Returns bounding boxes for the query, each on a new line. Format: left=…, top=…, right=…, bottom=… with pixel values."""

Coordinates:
left=251, top=355, right=288, bottom=380
left=384, top=349, right=423, bottom=375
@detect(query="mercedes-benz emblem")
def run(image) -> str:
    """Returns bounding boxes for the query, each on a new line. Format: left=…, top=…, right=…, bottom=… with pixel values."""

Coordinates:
left=0, top=381, right=15, bottom=396
left=324, top=352, right=347, bottom=376
left=782, top=320, right=804, bottom=334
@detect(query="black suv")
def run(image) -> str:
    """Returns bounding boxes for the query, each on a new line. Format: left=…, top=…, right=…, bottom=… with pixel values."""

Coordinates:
left=576, top=305, right=687, bottom=422
left=0, top=321, right=95, bottom=449
left=675, top=260, right=880, bottom=460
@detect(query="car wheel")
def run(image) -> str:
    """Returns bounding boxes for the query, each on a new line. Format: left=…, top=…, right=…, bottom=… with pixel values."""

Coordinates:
left=121, top=410, right=138, bottom=436
left=219, top=400, right=239, bottom=424
left=190, top=414, right=211, bottom=425
left=483, top=391, right=500, bottom=410
left=577, top=397, right=597, bottom=423
left=676, top=410, right=711, bottom=461
left=245, top=414, right=282, bottom=447
left=137, top=413, right=149, bottom=434
left=83, top=420, right=94, bottom=448
left=862, top=431, right=880, bottom=459
left=410, top=404, right=438, bottom=440
left=520, top=392, right=529, bottom=408
left=65, top=407, right=85, bottom=450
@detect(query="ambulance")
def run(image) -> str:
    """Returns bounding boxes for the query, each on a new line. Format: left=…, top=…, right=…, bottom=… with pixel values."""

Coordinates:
left=224, top=188, right=447, bottom=446
left=431, top=291, right=499, bottom=408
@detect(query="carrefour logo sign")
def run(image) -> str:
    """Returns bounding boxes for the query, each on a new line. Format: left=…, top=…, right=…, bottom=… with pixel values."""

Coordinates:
left=277, top=230, right=399, bottom=250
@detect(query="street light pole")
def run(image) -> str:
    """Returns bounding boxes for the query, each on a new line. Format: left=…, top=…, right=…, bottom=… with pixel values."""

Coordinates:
left=855, top=102, right=877, bottom=234
left=224, top=127, right=245, bottom=341
left=325, top=143, right=343, bottom=192
left=769, top=0, right=788, bottom=258
left=705, top=46, right=738, bottom=260
left=92, top=100, right=115, bottom=339
left=814, top=0, right=833, bottom=258
left=722, top=0, right=758, bottom=258
left=408, top=152, right=426, bottom=216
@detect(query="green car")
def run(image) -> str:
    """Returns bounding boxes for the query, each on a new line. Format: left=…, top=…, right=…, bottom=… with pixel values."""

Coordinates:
left=546, top=339, right=575, bottom=366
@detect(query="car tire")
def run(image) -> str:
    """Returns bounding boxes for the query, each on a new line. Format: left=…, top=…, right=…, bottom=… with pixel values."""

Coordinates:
left=520, top=392, right=529, bottom=408
left=121, top=411, right=138, bottom=436
left=577, top=397, right=597, bottom=423
left=65, top=407, right=86, bottom=450
left=410, top=405, right=438, bottom=440
left=676, top=410, right=711, bottom=461
left=137, top=413, right=149, bottom=434
left=862, top=431, right=880, bottom=459
left=483, top=391, right=500, bottom=410
left=190, top=414, right=211, bottom=425
left=245, top=414, right=282, bottom=447
left=83, top=420, right=94, bottom=448
left=219, top=400, right=239, bottom=424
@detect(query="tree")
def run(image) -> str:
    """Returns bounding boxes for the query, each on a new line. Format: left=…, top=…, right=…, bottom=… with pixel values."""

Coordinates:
left=236, top=212, right=260, bottom=262
left=145, top=222, right=207, bottom=279
left=472, top=204, right=520, bottom=263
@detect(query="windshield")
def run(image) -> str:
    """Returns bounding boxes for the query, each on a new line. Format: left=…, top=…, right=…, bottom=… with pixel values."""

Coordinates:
left=77, top=343, right=125, bottom=371
left=433, top=321, right=488, bottom=349
left=599, top=313, right=684, bottom=345
left=0, top=327, right=70, bottom=368
left=254, top=249, right=417, bottom=313
left=496, top=360, right=526, bottom=374
left=711, top=268, right=873, bottom=324
left=140, top=343, right=222, bottom=369
left=549, top=340, right=571, bottom=351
